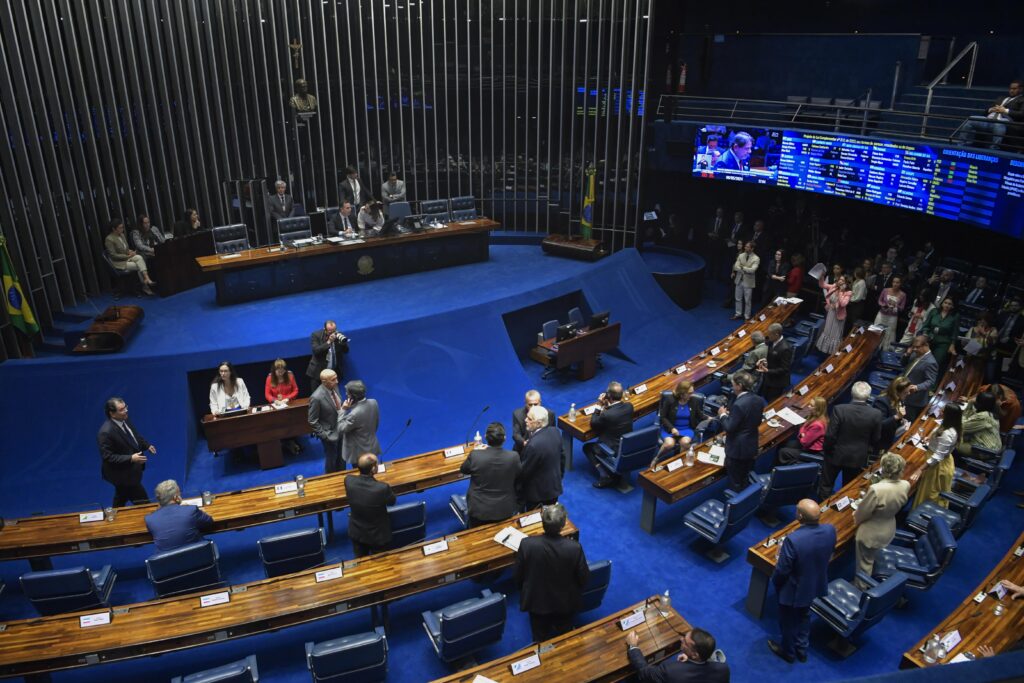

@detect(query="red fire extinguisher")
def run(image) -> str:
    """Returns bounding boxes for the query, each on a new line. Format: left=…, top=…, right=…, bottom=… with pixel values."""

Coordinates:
left=677, top=63, right=687, bottom=93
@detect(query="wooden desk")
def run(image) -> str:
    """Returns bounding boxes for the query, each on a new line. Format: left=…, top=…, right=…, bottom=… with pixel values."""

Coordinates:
left=556, top=302, right=799, bottom=470
left=201, top=399, right=313, bottom=469
left=196, top=219, right=496, bottom=305
left=635, top=327, right=882, bottom=534
left=0, top=514, right=577, bottom=678
left=0, top=440, right=475, bottom=565
left=152, top=230, right=215, bottom=296
left=71, top=305, right=145, bottom=355
left=901, top=531, right=1024, bottom=668
left=535, top=322, right=622, bottom=381
left=743, top=358, right=986, bottom=618
left=432, top=598, right=690, bottom=683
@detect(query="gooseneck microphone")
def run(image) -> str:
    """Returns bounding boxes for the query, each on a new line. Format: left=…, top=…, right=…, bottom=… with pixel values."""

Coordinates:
left=464, top=405, right=491, bottom=447
left=381, top=417, right=413, bottom=457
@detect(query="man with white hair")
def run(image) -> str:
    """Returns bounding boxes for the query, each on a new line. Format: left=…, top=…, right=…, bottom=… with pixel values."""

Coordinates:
left=268, top=179, right=295, bottom=220
left=511, top=389, right=556, bottom=453
left=518, top=405, right=563, bottom=511
left=308, top=369, right=344, bottom=473
left=144, top=479, right=214, bottom=552
left=819, top=381, right=882, bottom=500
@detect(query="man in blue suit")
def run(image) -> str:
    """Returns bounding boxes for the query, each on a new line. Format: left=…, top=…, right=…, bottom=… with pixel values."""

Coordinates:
left=769, top=499, right=836, bottom=663
left=717, top=371, right=767, bottom=491
left=144, top=480, right=214, bottom=552
left=714, top=132, right=753, bottom=172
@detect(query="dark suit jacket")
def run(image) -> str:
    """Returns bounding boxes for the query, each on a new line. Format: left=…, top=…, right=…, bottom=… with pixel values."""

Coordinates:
left=511, top=405, right=557, bottom=452
left=518, top=425, right=563, bottom=505
left=824, top=401, right=882, bottom=469
left=721, top=392, right=766, bottom=461
left=329, top=211, right=357, bottom=236
left=267, top=192, right=295, bottom=220
left=658, top=394, right=705, bottom=434
left=340, top=176, right=372, bottom=206
left=97, top=418, right=151, bottom=486
left=902, top=351, right=939, bottom=410
left=514, top=533, right=589, bottom=616
left=460, top=446, right=521, bottom=521
left=306, top=328, right=349, bottom=380
left=714, top=149, right=745, bottom=171
left=591, top=401, right=635, bottom=451
left=874, top=395, right=904, bottom=450
left=345, top=473, right=396, bottom=548
left=960, top=287, right=992, bottom=309
left=627, top=648, right=731, bottom=683
left=772, top=523, right=837, bottom=607
left=762, top=337, right=794, bottom=391
left=997, top=312, right=1024, bottom=353
left=145, top=503, right=214, bottom=552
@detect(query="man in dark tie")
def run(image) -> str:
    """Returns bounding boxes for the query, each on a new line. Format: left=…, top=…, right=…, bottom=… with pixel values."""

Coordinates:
left=582, top=381, right=635, bottom=489
left=307, top=369, right=344, bottom=473
left=340, top=166, right=371, bottom=207
left=757, top=323, right=794, bottom=402
left=718, top=371, right=766, bottom=491
left=901, top=336, right=939, bottom=421
left=306, top=320, right=349, bottom=393
left=97, top=397, right=157, bottom=507
left=511, top=389, right=556, bottom=453
left=962, top=276, right=990, bottom=308
left=329, top=201, right=357, bottom=237
left=268, top=180, right=295, bottom=221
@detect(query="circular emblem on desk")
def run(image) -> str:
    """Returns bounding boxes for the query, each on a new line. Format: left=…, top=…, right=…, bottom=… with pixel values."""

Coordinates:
left=357, top=255, right=374, bottom=275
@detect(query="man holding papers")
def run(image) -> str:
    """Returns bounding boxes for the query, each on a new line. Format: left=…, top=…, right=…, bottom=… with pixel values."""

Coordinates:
left=718, top=371, right=767, bottom=491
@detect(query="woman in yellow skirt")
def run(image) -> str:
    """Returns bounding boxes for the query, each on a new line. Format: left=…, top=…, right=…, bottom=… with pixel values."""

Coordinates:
left=913, top=404, right=962, bottom=509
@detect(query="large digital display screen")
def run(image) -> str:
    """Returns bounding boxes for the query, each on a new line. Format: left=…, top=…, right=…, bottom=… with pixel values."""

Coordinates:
left=692, top=125, right=1024, bottom=238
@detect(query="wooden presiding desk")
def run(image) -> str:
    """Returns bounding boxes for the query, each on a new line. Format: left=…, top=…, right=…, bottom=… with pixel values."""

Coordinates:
left=556, top=301, right=799, bottom=470
left=0, top=514, right=577, bottom=678
left=636, top=327, right=882, bottom=534
left=432, top=597, right=690, bottom=683
left=196, top=218, right=496, bottom=305
left=532, top=322, right=622, bottom=381
left=0, top=439, right=479, bottom=566
left=744, top=357, right=986, bottom=618
left=901, top=530, right=1024, bottom=668
left=202, top=399, right=313, bottom=469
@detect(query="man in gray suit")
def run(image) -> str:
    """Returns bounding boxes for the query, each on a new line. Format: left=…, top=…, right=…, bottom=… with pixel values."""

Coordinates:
left=268, top=180, right=295, bottom=221
left=380, top=172, right=406, bottom=208
left=308, top=370, right=344, bottom=473
left=901, top=335, right=939, bottom=422
left=460, top=422, right=521, bottom=526
left=336, top=380, right=381, bottom=469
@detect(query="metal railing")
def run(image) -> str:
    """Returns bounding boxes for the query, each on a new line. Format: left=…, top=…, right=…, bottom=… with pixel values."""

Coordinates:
left=922, top=41, right=979, bottom=135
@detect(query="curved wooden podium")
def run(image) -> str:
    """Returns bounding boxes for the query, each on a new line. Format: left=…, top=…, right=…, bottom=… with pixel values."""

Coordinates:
left=72, top=306, right=144, bottom=354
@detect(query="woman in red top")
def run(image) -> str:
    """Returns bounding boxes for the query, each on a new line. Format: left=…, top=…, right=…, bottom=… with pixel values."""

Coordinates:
left=265, top=359, right=302, bottom=453
left=786, top=253, right=805, bottom=297
left=777, top=396, right=828, bottom=464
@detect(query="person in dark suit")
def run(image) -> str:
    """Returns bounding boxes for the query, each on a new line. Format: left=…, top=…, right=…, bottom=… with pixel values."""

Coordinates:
left=307, top=370, right=344, bottom=473
left=713, top=132, right=753, bottom=171
left=340, top=166, right=372, bottom=207
left=345, top=453, right=396, bottom=557
left=901, top=335, right=939, bottom=421
left=144, top=480, right=214, bottom=552
left=876, top=377, right=912, bottom=452
left=626, top=627, right=730, bottom=682
left=956, top=79, right=1023, bottom=149
left=511, top=389, right=557, bottom=453
left=514, top=503, right=590, bottom=642
left=306, top=320, right=349, bottom=393
left=717, top=372, right=767, bottom=491
left=995, top=298, right=1024, bottom=380
left=336, top=380, right=381, bottom=469
left=769, top=499, right=836, bottom=663
left=518, top=406, right=564, bottom=511
left=757, top=323, right=794, bottom=402
left=819, top=382, right=882, bottom=500
left=582, top=381, right=636, bottom=488
left=328, top=201, right=358, bottom=237
left=459, top=422, right=521, bottom=525
left=97, top=397, right=156, bottom=507
left=961, top=276, right=992, bottom=309
left=267, top=180, right=295, bottom=221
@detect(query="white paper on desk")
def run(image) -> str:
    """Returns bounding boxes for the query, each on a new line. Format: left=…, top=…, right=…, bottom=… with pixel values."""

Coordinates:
left=945, top=381, right=957, bottom=392
left=990, top=582, right=1008, bottom=600
left=519, top=512, right=543, bottom=527
left=675, top=365, right=688, bottom=374
left=274, top=481, right=298, bottom=495
left=181, top=497, right=204, bottom=508
left=583, top=405, right=599, bottom=416
left=963, top=339, right=983, bottom=356
left=786, top=297, right=803, bottom=304
left=825, top=363, right=835, bottom=373
left=710, top=346, right=721, bottom=356
left=79, top=511, right=104, bottom=523
left=737, top=329, right=747, bottom=338
left=774, top=297, right=789, bottom=306
left=777, top=407, right=806, bottom=425
left=79, top=611, right=111, bottom=628
left=326, top=236, right=346, bottom=244
left=473, top=676, right=500, bottom=683
left=941, top=630, right=962, bottom=652
left=868, top=324, right=885, bottom=333
left=494, top=527, right=528, bottom=552
left=948, top=653, right=971, bottom=664
left=808, top=262, right=827, bottom=280
left=698, top=449, right=725, bottom=467
left=443, top=445, right=465, bottom=458
left=510, top=652, right=541, bottom=676
left=764, top=408, right=777, bottom=419
left=219, top=253, right=242, bottom=259
left=798, top=385, right=809, bottom=396
left=376, top=463, right=387, bottom=473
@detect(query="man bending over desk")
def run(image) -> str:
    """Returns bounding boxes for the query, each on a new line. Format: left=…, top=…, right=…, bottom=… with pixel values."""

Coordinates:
left=145, top=480, right=214, bottom=552
left=626, top=626, right=730, bottom=682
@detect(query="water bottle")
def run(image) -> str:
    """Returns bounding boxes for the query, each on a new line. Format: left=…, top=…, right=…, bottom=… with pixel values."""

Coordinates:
left=658, top=590, right=671, bottom=617
left=473, top=430, right=483, bottom=449
left=568, top=403, right=577, bottom=422
left=922, top=634, right=940, bottom=664
left=685, top=445, right=695, bottom=467
left=935, top=638, right=948, bottom=661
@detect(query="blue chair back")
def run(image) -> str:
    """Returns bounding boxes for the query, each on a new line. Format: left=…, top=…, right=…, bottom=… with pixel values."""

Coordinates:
left=914, top=516, right=957, bottom=583
left=448, top=494, right=470, bottom=529
left=146, top=540, right=221, bottom=597
left=257, top=527, right=325, bottom=578
left=325, top=207, right=340, bottom=226
left=719, top=482, right=763, bottom=544
left=579, top=560, right=612, bottom=613
left=606, top=425, right=660, bottom=474
left=171, top=655, right=259, bottom=683
left=277, top=216, right=312, bottom=243
left=451, top=209, right=477, bottom=221
left=388, top=201, right=412, bottom=221
left=212, top=224, right=250, bottom=254
left=436, top=591, right=506, bottom=662
left=305, top=628, right=387, bottom=683
left=21, top=566, right=114, bottom=616
left=542, top=319, right=559, bottom=340
left=759, top=463, right=821, bottom=508
left=449, top=196, right=476, bottom=213
left=568, top=307, right=585, bottom=328
left=853, top=573, right=908, bottom=639
left=419, top=199, right=448, bottom=215
left=385, top=501, right=426, bottom=550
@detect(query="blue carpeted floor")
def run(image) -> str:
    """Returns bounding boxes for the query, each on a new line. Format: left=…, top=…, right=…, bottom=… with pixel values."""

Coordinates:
left=0, top=248, right=1020, bottom=682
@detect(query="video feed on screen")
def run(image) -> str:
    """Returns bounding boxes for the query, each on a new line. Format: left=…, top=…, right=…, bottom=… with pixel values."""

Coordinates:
left=692, top=125, right=783, bottom=183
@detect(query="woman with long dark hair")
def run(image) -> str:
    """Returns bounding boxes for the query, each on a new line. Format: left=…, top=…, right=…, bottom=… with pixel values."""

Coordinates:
left=913, top=403, right=961, bottom=508
left=209, top=361, right=250, bottom=416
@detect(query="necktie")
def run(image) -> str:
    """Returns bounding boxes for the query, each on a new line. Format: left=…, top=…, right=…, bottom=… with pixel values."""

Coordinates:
left=121, top=422, right=139, bottom=450
left=280, top=195, right=285, bottom=206
left=331, top=390, right=341, bottom=410
left=968, top=289, right=979, bottom=304
left=901, top=354, right=923, bottom=380
left=1000, top=315, right=1017, bottom=341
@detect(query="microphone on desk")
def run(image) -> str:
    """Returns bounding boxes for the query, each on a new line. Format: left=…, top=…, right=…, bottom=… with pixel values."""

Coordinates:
left=381, top=417, right=413, bottom=457
left=464, top=405, right=491, bottom=447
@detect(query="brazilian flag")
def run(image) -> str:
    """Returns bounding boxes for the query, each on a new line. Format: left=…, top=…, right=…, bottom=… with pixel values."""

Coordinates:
left=581, top=166, right=596, bottom=240
left=1, top=236, right=39, bottom=336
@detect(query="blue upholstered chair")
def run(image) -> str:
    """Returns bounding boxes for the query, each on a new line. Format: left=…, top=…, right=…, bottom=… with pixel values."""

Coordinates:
left=171, top=655, right=259, bottom=683
left=419, top=199, right=450, bottom=224
left=579, top=560, right=612, bottom=613
left=325, top=207, right=340, bottom=226
left=568, top=307, right=585, bottom=328
left=145, top=539, right=222, bottom=597
left=810, top=572, right=909, bottom=657
left=421, top=589, right=506, bottom=664
left=593, top=425, right=661, bottom=484
left=906, top=484, right=990, bottom=538
left=954, top=447, right=1015, bottom=500
left=876, top=350, right=906, bottom=372
left=212, top=224, right=250, bottom=254
left=257, top=527, right=326, bottom=578
left=305, top=627, right=387, bottom=682
left=20, top=565, right=117, bottom=616
left=449, top=196, right=477, bottom=220
left=872, top=516, right=957, bottom=592
left=383, top=501, right=426, bottom=551
left=388, top=201, right=412, bottom=221
left=448, top=494, right=470, bottom=529
left=749, top=462, right=821, bottom=510
left=794, top=316, right=824, bottom=349
left=683, top=482, right=763, bottom=562
left=541, top=319, right=559, bottom=341
left=276, top=216, right=312, bottom=243
left=867, top=370, right=898, bottom=396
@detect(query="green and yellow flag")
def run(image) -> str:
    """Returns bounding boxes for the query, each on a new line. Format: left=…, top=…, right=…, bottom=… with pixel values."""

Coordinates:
left=1, top=235, right=39, bottom=336
left=581, top=166, right=596, bottom=240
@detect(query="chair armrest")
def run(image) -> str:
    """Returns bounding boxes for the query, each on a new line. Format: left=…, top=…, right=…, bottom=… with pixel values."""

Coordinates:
left=855, top=572, right=879, bottom=589
left=960, top=457, right=995, bottom=474
left=938, top=490, right=967, bottom=510
left=894, top=560, right=925, bottom=576
left=892, top=529, right=918, bottom=545
left=970, top=445, right=1000, bottom=461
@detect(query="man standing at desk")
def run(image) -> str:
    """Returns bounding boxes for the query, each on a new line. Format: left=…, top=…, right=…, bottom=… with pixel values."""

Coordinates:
left=340, top=166, right=372, bottom=207
left=381, top=171, right=406, bottom=208
left=98, top=397, right=157, bottom=507
left=512, top=389, right=556, bottom=453
left=583, top=381, right=635, bottom=489
left=336, top=380, right=381, bottom=469
left=718, top=371, right=766, bottom=491
left=758, top=323, right=794, bottom=402
left=307, top=320, right=349, bottom=393
left=308, top=370, right=344, bottom=473
left=346, top=453, right=396, bottom=556
left=460, top=422, right=521, bottom=526
left=268, top=180, right=294, bottom=221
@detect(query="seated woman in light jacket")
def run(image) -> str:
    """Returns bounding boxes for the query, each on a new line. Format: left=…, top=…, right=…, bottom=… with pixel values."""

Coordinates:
left=209, top=361, right=250, bottom=416
left=913, top=404, right=962, bottom=509
left=853, top=452, right=910, bottom=589
left=955, top=391, right=1003, bottom=461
